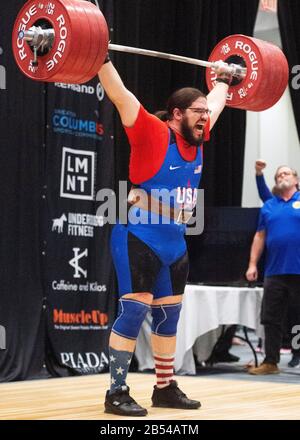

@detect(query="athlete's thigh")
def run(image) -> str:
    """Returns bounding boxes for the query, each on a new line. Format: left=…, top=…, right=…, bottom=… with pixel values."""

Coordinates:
left=152, top=251, right=189, bottom=299
left=111, top=224, right=162, bottom=297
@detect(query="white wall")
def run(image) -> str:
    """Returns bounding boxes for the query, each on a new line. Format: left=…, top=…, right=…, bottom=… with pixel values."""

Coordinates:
left=241, top=10, right=300, bottom=207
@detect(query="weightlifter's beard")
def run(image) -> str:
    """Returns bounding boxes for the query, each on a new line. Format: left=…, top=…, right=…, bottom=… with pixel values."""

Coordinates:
left=181, top=117, right=204, bottom=146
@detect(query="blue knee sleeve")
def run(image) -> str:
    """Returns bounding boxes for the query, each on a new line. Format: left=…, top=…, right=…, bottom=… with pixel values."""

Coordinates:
left=151, top=303, right=182, bottom=336
left=112, top=299, right=150, bottom=339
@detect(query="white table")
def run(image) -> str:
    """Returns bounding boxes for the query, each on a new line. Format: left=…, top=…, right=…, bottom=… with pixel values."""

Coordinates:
left=135, top=284, right=264, bottom=375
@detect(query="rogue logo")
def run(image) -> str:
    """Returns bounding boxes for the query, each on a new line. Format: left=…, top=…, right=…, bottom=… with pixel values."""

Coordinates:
left=235, top=41, right=258, bottom=81
left=46, top=14, right=67, bottom=72
left=69, top=248, right=88, bottom=279
left=16, top=4, right=38, bottom=62
left=60, top=147, right=95, bottom=200
left=0, top=325, right=6, bottom=350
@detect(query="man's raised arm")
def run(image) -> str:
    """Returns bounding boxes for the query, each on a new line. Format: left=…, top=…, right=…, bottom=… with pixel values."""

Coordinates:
left=98, top=60, right=140, bottom=127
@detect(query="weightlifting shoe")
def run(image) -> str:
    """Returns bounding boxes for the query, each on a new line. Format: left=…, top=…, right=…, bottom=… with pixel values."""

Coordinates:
left=288, top=354, right=300, bottom=368
left=248, top=362, right=280, bottom=375
left=151, top=380, right=201, bottom=409
left=104, top=386, right=148, bottom=416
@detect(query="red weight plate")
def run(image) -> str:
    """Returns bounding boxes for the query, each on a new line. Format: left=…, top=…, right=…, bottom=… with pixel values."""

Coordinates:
left=205, top=34, right=289, bottom=111
left=51, top=0, right=87, bottom=82
left=75, top=1, right=108, bottom=84
left=49, top=1, right=86, bottom=83
left=206, top=34, right=264, bottom=110
left=84, top=1, right=108, bottom=78
left=12, top=0, right=76, bottom=82
left=50, top=0, right=92, bottom=83
left=56, top=0, right=96, bottom=85
left=71, top=0, right=100, bottom=84
left=241, top=38, right=289, bottom=111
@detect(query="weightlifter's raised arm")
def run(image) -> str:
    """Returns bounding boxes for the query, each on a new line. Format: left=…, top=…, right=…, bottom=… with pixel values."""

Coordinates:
left=207, top=60, right=232, bottom=129
left=98, top=58, right=140, bottom=128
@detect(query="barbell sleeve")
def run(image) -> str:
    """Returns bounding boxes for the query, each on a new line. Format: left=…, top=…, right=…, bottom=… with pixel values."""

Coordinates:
left=18, top=28, right=55, bottom=49
left=18, top=29, right=35, bottom=41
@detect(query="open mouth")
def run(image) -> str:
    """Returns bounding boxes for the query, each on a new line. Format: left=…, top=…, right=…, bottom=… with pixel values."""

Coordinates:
left=194, top=124, right=203, bottom=135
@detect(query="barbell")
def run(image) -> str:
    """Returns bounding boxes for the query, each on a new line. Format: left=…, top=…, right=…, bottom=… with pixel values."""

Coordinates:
left=12, top=0, right=289, bottom=111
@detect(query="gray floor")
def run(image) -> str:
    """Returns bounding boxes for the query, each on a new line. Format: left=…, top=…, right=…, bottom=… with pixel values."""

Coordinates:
left=194, top=331, right=300, bottom=384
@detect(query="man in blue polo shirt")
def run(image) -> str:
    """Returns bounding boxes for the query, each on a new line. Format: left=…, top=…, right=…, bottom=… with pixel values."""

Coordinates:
left=254, top=160, right=299, bottom=367
left=246, top=165, right=300, bottom=374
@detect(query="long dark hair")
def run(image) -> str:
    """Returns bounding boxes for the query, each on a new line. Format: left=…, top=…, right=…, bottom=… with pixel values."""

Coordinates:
left=155, top=87, right=206, bottom=121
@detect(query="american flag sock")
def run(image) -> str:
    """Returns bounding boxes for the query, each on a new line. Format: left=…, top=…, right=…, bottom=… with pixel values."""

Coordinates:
left=154, top=353, right=175, bottom=389
left=109, top=346, right=134, bottom=394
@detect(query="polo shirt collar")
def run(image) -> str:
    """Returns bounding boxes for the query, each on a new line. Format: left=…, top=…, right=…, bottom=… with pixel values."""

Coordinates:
left=275, top=190, right=300, bottom=202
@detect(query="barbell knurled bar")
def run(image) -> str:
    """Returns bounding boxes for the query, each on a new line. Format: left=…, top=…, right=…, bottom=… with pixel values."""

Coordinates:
left=108, top=43, right=247, bottom=79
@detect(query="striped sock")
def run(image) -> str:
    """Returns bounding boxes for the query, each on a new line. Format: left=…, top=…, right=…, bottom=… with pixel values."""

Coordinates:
left=154, top=353, right=175, bottom=389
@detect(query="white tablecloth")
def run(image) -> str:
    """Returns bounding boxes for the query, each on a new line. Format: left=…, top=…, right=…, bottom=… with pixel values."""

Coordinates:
left=135, top=284, right=263, bottom=375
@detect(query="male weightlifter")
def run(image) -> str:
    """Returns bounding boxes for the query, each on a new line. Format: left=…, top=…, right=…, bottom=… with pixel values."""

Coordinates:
left=98, top=55, right=232, bottom=416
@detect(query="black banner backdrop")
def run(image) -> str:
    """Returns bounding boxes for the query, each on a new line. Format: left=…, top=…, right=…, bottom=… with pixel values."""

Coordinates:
left=0, top=0, right=116, bottom=381
left=44, top=1, right=116, bottom=376
left=0, top=0, right=46, bottom=381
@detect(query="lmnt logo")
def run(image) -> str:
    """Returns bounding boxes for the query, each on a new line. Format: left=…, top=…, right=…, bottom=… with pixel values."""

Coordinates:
left=0, top=325, right=6, bottom=350
left=53, top=309, right=108, bottom=326
left=0, top=47, right=6, bottom=90
left=60, top=147, right=95, bottom=200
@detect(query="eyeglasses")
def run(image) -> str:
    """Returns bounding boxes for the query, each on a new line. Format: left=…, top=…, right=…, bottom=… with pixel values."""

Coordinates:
left=276, top=171, right=293, bottom=178
left=186, top=108, right=212, bottom=115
